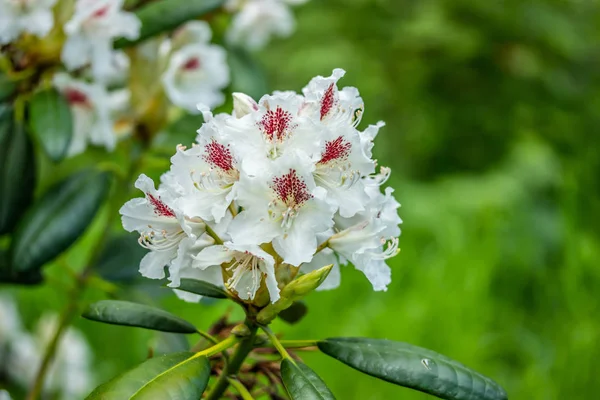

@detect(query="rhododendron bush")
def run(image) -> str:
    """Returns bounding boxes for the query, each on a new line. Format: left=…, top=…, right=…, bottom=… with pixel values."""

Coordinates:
left=0, top=1, right=507, bottom=399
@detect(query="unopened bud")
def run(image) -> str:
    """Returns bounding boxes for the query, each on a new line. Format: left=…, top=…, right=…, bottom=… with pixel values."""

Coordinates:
left=257, top=264, right=333, bottom=324
left=231, top=323, right=251, bottom=337
left=232, top=92, right=259, bottom=118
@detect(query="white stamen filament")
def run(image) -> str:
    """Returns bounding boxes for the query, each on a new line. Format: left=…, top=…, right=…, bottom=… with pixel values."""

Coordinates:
left=139, top=228, right=186, bottom=252
left=226, top=252, right=262, bottom=299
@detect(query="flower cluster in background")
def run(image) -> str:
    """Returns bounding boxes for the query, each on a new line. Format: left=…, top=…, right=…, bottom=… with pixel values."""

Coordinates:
left=225, top=0, right=309, bottom=50
left=0, top=0, right=310, bottom=158
left=0, top=296, right=93, bottom=400
left=120, top=68, right=402, bottom=304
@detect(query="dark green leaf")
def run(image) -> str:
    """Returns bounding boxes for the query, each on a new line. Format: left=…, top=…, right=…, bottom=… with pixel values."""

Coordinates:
left=281, top=359, right=336, bottom=400
left=278, top=301, right=308, bottom=325
left=174, top=278, right=229, bottom=299
left=0, top=106, right=36, bottom=235
left=317, top=338, right=508, bottom=400
left=82, top=300, right=197, bottom=333
left=28, top=88, right=73, bottom=162
left=10, top=170, right=110, bottom=272
left=0, top=249, right=43, bottom=285
left=86, top=351, right=210, bottom=399
left=0, top=71, right=17, bottom=102
left=95, top=234, right=147, bottom=283
left=228, top=46, right=269, bottom=100
left=115, top=0, right=224, bottom=48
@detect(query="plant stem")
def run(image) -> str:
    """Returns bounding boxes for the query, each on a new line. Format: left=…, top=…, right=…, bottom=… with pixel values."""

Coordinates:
left=275, top=339, right=319, bottom=349
left=260, top=325, right=294, bottom=361
left=227, top=377, right=254, bottom=400
left=206, top=321, right=258, bottom=400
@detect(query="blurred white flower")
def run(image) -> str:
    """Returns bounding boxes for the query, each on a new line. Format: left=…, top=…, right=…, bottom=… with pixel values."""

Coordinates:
left=162, top=21, right=229, bottom=112
left=9, top=314, right=93, bottom=400
left=226, top=0, right=297, bottom=50
left=0, top=389, right=12, bottom=400
left=53, top=73, right=124, bottom=156
left=0, top=0, right=57, bottom=44
left=61, top=0, right=140, bottom=81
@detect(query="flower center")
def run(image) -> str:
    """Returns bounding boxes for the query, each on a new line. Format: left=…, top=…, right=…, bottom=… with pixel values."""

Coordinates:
left=318, top=136, right=351, bottom=165
left=271, top=169, right=312, bottom=209
left=203, top=138, right=235, bottom=172
left=92, top=5, right=109, bottom=18
left=182, top=57, right=201, bottom=71
left=226, top=252, right=262, bottom=299
left=65, top=88, right=90, bottom=107
left=148, top=194, right=176, bottom=217
left=320, top=83, right=336, bottom=119
left=258, top=106, right=294, bottom=143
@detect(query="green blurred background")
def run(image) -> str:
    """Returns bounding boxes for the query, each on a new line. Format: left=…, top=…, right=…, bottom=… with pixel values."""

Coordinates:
left=6, top=0, right=600, bottom=399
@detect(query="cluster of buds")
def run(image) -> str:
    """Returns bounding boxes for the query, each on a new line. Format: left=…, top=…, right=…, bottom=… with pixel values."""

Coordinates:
left=120, top=68, right=402, bottom=307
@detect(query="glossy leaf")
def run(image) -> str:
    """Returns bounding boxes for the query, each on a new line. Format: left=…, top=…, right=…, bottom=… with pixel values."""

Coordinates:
left=94, top=234, right=147, bottom=283
left=86, top=352, right=210, bottom=399
left=115, top=0, right=224, bottom=48
left=0, top=106, right=36, bottom=235
left=174, top=278, right=229, bottom=299
left=82, top=300, right=197, bottom=333
left=278, top=301, right=308, bottom=325
left=228, top=46, right=269, bottom=100
left=317, top=338, right=508, bottom=400
left=28, top=88, right=73, bottom=162
left=10, top=170, right=110, bottom=272
left=281, top=359, right=336, bottom=400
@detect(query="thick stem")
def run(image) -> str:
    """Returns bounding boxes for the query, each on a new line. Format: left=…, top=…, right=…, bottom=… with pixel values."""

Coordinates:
left=206, top=321, right=258, bottom=400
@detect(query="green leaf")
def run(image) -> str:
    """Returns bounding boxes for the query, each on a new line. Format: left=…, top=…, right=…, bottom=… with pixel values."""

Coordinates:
left=317, top=338, right=508, bottom=400
left=115, top=0, right=224, bottom=48
left=0, top=106, right=36, bottom=235
left=174, top=278, right=229, bottom=299
left=281, top=359, right=336, bottom=400
left=86, top=352, right=210, bottom=399
left=0, top=249, right=43, bottom=285
left=28, top=88, right=73, bottom=162
left=228, top=47, right=269, bottom=100
left=10, top=170, right=110, bottom=272
left=278, top=301, right=308, bottom=325
left=94, top=234, right=147, bottom=283
left=82, top=300, right=197, bottom=333
left=0, top=71, right=17, bottom=102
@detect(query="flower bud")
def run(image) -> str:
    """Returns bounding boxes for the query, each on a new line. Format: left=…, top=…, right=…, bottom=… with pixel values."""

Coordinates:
left=232, top=92, right=258, bottom=118
left=256, top=264, right=333, bottom=324
left=231, top=323, right=251, bottom=337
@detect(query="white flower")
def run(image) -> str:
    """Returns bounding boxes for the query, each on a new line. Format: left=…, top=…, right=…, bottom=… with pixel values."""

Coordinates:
left=162, top=21, right=229, bottom=112
left=0, top=0, right=56, bottom=44
left=8, top=314, right=93, bottom=400
left=0, top=389, right=12, bottom=400
left=170, top=112, right=241, bottom=223
left=172, top=264, right=225, bottom=303
left=225, top=91, right=323, bottom=173
left=194, top=242, right=279, bottom=302
left=230, top=151, right=335, bottom=266
left=226, top=0, right=295, bottom=50
left=62, top=0, right=140, bottom=81
left=327, top=172, right=402, bottom=291
left=53, top=73, right=122, bottom=156
left=119, top=174, right=212, bottom=287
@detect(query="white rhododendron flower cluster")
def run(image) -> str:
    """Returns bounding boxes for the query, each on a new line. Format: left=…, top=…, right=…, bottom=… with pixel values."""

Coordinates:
left=225, top=0, right=309, bottom=50
left=120, top=69, right=402, bottom=303
left=0, top=296, right=93, bottom=400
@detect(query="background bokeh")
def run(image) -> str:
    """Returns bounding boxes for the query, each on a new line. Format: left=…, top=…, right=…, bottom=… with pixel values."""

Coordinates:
left=5, top=0, right=600, bottom=399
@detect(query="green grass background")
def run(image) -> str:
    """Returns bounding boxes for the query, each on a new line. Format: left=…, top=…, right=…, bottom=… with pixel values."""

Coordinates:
left=4, top=0, right=600, bottom=399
